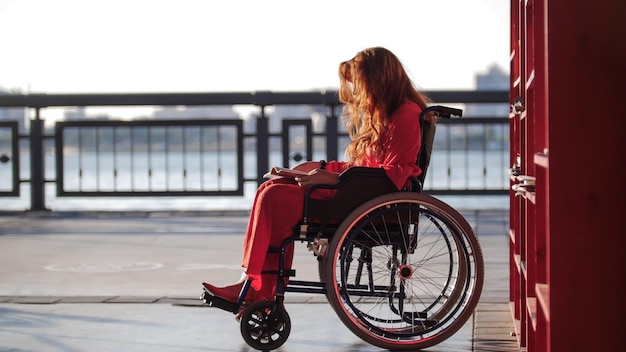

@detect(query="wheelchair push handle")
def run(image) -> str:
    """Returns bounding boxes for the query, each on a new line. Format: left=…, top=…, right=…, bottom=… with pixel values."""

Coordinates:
left=421, top=105, right=463, bottom=119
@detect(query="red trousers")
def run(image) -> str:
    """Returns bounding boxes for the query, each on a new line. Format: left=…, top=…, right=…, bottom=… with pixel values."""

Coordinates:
left=241, top=178, right=305, bottom=299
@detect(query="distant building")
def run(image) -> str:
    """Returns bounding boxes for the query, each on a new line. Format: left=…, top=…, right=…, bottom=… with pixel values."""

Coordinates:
left=434, top=65, right=510, bottom=150
left=464, top=64, right=510, bottom=117
left=63, top=107, right=87, bottom=120
left=153, top=106, right=239, bottom=120
left=62, top=106, right=113, bottom=121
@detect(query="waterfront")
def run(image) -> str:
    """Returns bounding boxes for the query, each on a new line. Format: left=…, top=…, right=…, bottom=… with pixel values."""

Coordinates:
left=3, top=182, right=509, bottom=212
left=2, top=150, right=510, bottom=212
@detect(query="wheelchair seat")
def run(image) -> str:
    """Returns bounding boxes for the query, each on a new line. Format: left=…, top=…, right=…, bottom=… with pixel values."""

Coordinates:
left=301, top=105, right=461, bottom=229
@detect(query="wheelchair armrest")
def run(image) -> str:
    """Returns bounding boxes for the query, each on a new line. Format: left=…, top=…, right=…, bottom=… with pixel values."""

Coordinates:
left=303, top=167, right=397, bottom=222
left=338, top=166, right=388, bottom=180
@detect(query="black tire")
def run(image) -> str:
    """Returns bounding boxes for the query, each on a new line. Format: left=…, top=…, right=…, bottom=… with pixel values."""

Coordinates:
left=239, top=301, right=291, bottom=351
left=323, top=192, right=484, bottom=351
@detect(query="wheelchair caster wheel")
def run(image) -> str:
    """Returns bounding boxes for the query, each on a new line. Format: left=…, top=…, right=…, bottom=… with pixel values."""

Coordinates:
left=239, top=301, right=291, bottom=351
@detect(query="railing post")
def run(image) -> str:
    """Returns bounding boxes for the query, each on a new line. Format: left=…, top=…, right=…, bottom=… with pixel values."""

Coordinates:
left=325, top=105, right=339, bottom=161
left=256, top=106, right=269, bottom=185
left=29, top=108, right=46, bottom=211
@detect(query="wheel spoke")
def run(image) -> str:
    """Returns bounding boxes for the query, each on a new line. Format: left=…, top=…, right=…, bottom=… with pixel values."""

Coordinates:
left=324, top=193, right=484, bottom=350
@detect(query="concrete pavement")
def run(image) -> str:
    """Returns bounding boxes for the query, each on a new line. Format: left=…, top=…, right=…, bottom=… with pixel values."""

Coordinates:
left=0, top=209, right=519, bottom=351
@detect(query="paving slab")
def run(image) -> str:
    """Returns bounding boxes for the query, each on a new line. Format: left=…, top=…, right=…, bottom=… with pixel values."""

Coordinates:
left=0, top=210, right=518, bottom=351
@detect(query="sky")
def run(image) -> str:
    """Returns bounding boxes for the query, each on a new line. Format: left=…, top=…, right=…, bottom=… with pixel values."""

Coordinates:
left=0, top=0, right=509, bottom=94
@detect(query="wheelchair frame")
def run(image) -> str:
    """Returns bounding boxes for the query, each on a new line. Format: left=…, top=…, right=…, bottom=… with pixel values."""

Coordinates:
left=202, top=105, right=485, bottom=351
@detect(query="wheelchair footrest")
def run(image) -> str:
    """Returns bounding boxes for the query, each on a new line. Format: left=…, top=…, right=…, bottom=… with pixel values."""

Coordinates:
left=200, top=290, right=236, bottom=312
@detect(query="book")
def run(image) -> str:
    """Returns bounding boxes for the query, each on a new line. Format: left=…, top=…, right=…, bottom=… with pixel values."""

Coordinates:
left=263, top=166, right=309, bottom=179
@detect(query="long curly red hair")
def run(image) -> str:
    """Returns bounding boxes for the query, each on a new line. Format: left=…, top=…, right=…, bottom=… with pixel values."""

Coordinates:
left=338, top=47, right=430, bottom=165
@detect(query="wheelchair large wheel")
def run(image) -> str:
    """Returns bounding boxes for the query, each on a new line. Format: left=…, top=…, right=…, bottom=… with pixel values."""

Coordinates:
left=323, top=192, right=484, bottom=351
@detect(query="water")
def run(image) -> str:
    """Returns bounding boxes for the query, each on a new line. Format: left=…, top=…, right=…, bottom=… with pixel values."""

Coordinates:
left=1, top=150, right=510, bottom=212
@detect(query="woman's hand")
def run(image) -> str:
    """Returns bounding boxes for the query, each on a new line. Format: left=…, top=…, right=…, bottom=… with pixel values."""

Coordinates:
left=294, top=169, right=340, bottom=187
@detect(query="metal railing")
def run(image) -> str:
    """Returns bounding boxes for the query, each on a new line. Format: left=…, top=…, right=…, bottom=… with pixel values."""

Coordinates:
left=0, top=90, right=509, bottom=211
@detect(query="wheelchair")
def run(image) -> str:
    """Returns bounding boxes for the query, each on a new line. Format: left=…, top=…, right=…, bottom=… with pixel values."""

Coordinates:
left=201, top=105, right=484, bottom=351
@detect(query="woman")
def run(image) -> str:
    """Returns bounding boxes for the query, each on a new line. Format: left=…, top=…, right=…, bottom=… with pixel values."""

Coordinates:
left=202, top=46, right=431, bottom=306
